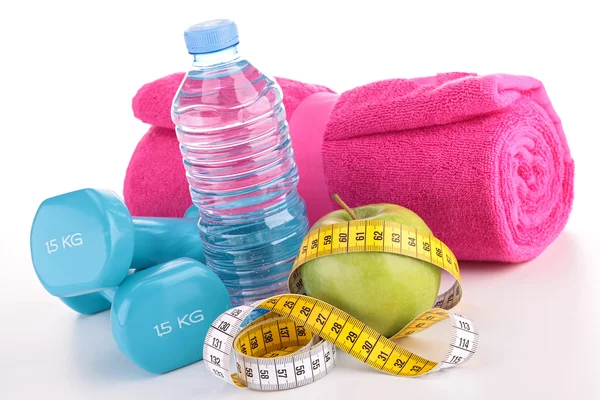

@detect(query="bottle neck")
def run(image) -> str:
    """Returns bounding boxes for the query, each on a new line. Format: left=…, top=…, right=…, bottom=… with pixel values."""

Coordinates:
left=192, top=46, right=240, bottom=67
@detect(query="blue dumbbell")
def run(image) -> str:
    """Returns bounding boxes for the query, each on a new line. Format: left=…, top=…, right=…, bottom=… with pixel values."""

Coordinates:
left=30, top=188, right=206, bottom=314
left=64, top=257, right=230, bottom=373
left=29, top=189, right=232, bottom=372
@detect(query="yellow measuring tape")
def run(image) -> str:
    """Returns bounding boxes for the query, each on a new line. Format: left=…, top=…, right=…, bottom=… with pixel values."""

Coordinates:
left=203, top=220, right=478, bottom=390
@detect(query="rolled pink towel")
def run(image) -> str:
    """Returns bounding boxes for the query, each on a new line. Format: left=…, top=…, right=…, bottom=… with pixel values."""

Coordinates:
left=124, top=71, right=574, bottom=263
left=314, top=72, right=574, bottom=262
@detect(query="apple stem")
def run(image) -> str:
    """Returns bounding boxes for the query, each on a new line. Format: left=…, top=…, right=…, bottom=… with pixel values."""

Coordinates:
left=332, top=193, right=358, bottom=220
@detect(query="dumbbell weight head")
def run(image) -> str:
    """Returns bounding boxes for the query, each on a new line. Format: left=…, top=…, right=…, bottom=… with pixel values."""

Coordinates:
left=112, top=257, right=231, bottom=374
left=67, top=258, right=231, bottom=374
left=30, top=188, right=205, bottom=298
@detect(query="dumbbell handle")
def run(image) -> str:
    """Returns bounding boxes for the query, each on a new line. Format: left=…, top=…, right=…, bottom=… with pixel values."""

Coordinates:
left=131, top=216, right=204, bottom=269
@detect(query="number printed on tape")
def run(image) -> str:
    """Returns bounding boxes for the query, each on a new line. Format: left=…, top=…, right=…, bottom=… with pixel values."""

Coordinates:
left=204, top=220, right=479, bottom=391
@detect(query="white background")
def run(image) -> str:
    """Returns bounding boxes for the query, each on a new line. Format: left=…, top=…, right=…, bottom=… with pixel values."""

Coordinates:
left=1, top=0, right=599, bottom=399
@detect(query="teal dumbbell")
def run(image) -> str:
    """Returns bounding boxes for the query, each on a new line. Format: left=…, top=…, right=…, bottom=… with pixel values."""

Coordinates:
left=29, top=189, right=232, bottom=372
left=62, top=258, right=231, bottom=373
left=30, top=188, right=205, bottom=314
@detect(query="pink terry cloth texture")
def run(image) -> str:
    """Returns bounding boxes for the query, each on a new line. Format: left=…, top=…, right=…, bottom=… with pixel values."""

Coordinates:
left=124, top=71, right=574, bottom=263
left=320, top=72, right=574, bottom=262
left=124, top=72, right=334, bottom=218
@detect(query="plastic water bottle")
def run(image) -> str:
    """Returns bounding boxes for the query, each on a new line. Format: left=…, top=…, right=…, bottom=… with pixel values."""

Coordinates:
left=171, top=19, right=309, bottom=305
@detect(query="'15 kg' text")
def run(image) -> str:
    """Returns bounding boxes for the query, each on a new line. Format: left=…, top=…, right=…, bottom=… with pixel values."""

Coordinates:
left=45, top=233, right=83, bottom=254
left=154, top=310, right=204, bottom=337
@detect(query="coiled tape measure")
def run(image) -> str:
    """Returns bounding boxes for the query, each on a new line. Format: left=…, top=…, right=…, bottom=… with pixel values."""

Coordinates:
left=203, top=220, right=479, bottom=390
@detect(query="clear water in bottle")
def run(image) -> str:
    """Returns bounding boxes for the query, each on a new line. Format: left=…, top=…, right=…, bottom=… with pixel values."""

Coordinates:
left=171, top=19, right=309, bottom=305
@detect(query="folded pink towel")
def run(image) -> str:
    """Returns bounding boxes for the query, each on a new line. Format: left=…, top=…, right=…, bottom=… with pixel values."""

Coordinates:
left=315, top=73, right=574, bottom=262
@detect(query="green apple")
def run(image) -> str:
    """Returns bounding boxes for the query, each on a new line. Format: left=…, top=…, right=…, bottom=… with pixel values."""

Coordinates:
left=300, top=201, right=441, bottom=338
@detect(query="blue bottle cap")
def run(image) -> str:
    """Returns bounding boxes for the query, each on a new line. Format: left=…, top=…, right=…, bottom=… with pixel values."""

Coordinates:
left=184, top=19, right=239, bottom=54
